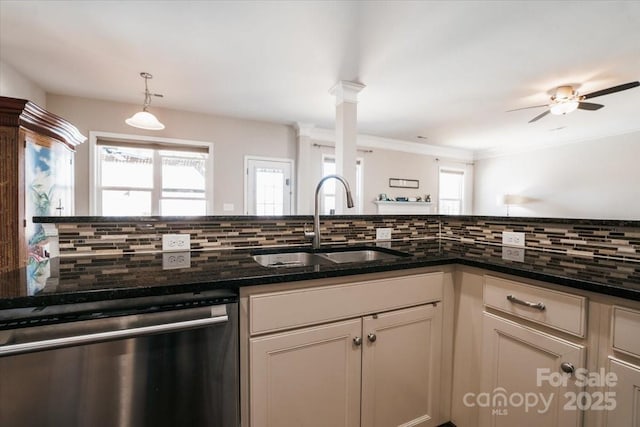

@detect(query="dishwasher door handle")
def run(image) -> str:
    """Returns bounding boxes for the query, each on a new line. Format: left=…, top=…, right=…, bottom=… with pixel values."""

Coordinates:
left=0, top=314, right=228, bottom=357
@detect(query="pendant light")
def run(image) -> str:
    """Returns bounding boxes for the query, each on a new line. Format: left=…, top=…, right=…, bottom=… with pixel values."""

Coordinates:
left=125, top=72, right=165, bottom=130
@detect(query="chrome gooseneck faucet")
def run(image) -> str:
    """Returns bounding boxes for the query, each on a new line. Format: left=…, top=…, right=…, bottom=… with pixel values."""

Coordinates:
left=310, top=174, right=355, bottom=249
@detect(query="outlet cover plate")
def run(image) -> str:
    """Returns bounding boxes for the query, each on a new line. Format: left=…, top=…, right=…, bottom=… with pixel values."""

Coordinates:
left=376, top=228, right=392, bottom=240
left=502, top=246, right=525, bottom=262
left=162, top=234, right=191, bottom=252
left=162, top=252, right=191, bottom=270
left=502, top=231, right=525, bottom=247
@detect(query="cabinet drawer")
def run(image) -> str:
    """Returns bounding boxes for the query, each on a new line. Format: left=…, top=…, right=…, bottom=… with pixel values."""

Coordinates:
left=250, top=272, right=443, bottom=335
left=483, top=275, right=587, bottom=337
left=612, top=306, right=640, bottom=358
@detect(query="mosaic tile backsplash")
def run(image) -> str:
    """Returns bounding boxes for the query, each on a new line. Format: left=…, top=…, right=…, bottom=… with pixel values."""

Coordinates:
left=441, top=217, right=640, bottom=260
left=55, top=216, right=440, bottom=255
left=44, top=215, right=640, bottom=262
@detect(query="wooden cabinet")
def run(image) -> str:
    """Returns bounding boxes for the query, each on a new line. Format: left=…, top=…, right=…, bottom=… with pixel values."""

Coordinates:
left=480, top=275, right=587, bottom=427
left=0, top=97, right=85, bottom=278
left=361, top=304, right=442, bottom=427
left=246, top=272, right=446, bottom=427
left=603, top=357, right=640, bottom=427
left=601, top=306, right=640, bottom=426
left=250, top=318, right=363, bottom=427
left=481, top=312, right=585, bottom=427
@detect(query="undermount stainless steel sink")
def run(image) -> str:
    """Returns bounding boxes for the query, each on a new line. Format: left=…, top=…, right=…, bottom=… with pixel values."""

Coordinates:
left=317, top=249, right=403, bottom=264
left=252, top=252, right=330, bottom=268
left=252, top=247, right=410, bottom=268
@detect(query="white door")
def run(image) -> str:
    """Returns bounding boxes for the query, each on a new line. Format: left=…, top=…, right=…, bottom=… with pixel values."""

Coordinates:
left=246, top=158, right=292, bottom=215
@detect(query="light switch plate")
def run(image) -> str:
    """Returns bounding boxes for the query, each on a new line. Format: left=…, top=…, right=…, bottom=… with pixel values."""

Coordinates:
left=162, top=234, right=191, bottom=252
left=502, top=231, right=525, bottom=247
left=376, top=228, right=392, bottom=240
left=162, top=252, right=191, bottom=270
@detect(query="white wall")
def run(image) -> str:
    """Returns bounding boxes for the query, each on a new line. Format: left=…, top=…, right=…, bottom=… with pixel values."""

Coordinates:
left=0, top=60, right=47, bottom=107
left=46, top=94, right=296, bottom=215
left=473, top=131, right=640, bottom=219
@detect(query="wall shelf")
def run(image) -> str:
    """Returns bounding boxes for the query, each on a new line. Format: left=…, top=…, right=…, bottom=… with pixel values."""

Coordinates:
left=373, top=201, right=436, bottom=215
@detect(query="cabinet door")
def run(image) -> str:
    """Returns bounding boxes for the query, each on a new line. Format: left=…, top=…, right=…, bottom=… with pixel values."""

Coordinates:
left=361, top=304, right=443, bottom=427
left=481, top=312, right=585, bottom=427
left=24, top=132, right=74, bottom=293
left=250, top=318, right=362, bottom=427
left=603, top=357, right=640, bottom=427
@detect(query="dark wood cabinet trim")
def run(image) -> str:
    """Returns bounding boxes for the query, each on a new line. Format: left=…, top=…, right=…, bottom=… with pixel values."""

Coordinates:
left=0, top=96, right=86, bottom=149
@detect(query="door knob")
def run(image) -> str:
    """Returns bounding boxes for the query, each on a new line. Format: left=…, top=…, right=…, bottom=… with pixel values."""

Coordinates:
left=560, top=362, right=575, bottom=375
left=367, top=333, right=377, bottom=343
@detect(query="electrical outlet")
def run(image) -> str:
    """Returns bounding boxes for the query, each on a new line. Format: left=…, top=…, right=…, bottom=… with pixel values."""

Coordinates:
left=376, top=228, right=392, bottom=240
left=502, top=246, right=525, bottom=262
left=502, top=231, right=525, bottom=247
left=162, top=252, right=191, bottom=270
left=162, top=234, right=191, bottom=252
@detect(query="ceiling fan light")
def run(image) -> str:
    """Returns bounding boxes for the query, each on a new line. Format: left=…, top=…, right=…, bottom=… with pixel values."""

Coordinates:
left=125, top=110, right=165, bottom=130
left=549, top=100, right=579, bottom=115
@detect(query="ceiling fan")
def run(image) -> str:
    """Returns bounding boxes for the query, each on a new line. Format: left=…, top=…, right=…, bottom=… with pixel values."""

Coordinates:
left=508, top=81, right=640, bottom=123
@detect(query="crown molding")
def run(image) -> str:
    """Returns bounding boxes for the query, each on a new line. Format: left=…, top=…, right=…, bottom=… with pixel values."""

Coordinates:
left=294, top=122, right=315, bottom=138
left=309, top=127, right=474, bottom=161
left=474, top=126, right=640, bottom=160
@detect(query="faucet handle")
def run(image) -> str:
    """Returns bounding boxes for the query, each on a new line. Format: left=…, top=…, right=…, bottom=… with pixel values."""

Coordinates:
left=303, top=223, right=315, bottom=240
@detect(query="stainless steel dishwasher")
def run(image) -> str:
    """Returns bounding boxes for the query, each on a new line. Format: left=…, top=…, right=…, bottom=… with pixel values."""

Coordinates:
left=0, top=288, right=239, bottom=427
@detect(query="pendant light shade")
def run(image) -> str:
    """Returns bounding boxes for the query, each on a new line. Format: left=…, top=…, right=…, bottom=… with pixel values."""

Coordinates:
left=126, top=72, right=165, bottom=130
left=126, top=110, right=165, bottom=130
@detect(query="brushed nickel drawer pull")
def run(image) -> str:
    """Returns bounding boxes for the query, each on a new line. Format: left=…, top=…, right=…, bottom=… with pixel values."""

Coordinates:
left=506, top=294, right=546, bottom=311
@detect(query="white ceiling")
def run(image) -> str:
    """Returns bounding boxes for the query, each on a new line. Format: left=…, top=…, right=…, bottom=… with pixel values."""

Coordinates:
left=1, top=1, right=639, bottom=156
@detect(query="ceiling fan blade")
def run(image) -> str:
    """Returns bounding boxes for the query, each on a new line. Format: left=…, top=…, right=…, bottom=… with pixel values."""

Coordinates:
left=582, top=81, right=640, bottom=99
left=578, top=102, right=605, bottom=111
left=506, top=104, right=548, bottom=112
left=529, top=110, right=550, bottom=123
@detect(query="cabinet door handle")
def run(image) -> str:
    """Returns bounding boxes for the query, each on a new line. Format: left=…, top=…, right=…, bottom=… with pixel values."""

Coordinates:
left=560, top=362, right=575, bottom=375
left=353, top=336, right=362, bottom=346
left=367, top=333, right=377, bottom=343
left=506, top=294, right=546, bottom=311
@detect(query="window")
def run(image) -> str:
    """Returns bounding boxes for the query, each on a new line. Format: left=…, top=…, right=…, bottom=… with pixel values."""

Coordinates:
left=321, top=157, right=363, bottom=214
left=439, top=168, right=464, bottom=214
left=94, top=137, right=212, bottom=216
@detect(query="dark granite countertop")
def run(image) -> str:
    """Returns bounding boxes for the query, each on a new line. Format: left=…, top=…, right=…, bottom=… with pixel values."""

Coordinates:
left=1, top=240, right=639, bottom=314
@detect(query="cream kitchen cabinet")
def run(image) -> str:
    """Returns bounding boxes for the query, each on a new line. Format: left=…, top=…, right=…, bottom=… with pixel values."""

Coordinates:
left=602, top=357, right=640, bottom=426
left=250, top=318, right=363, bottom=427
left=601, top=305, right=640, bottom=427
left=479, top=275, right=587, bottom=427
left=244, top=271, right=448, bottom=427
left=481, top=312, right=585, bottom=427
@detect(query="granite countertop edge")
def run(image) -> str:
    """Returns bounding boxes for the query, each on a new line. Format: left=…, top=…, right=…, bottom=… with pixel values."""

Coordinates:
left=2, top=247, right=639, bottom=311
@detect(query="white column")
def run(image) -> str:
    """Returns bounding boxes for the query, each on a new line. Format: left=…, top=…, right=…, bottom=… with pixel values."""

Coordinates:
left=329, top=81, right=365, bottom=213
left=295, top=122, right=314, bottom=215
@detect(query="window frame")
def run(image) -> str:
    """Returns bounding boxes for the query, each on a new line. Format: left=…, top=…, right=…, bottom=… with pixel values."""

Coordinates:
left=321, top=155, right=364, bottom=214
left=438, top=167, right=465, bottom=215
left=89, top=131, right=214, bottom=216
